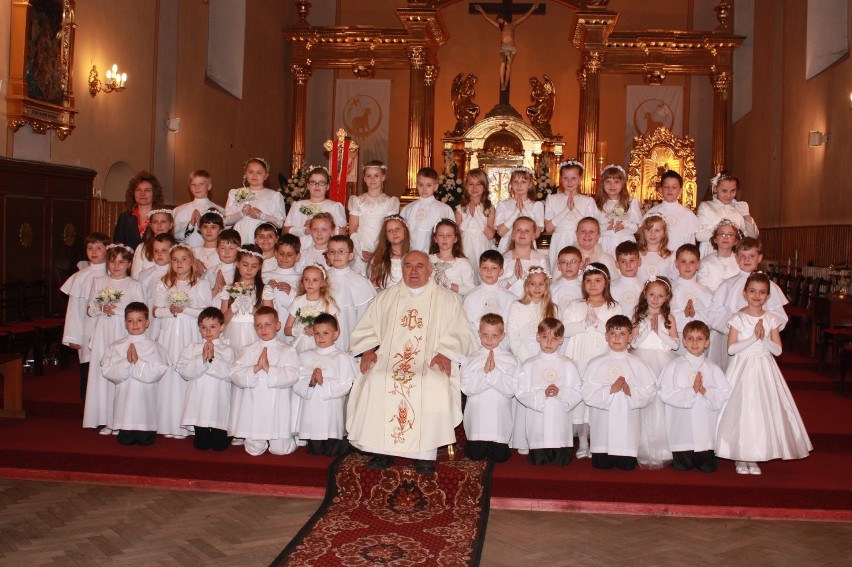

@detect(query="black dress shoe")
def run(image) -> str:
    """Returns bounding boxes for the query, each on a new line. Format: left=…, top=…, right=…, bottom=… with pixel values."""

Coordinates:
left=413, top=459, right=436, bottom=474
left=368, top=455, right=395, bottom=470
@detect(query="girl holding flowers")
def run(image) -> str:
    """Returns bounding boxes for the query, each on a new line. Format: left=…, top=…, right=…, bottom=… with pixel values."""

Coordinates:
left=285, top=264, right=339, bottom=353
left=594, top=164, right=642, bottom=258
left=455, top=168, right=496, bottom=277
left=219, top=244, right=274, bottom=350
left=83, top=244, right=145, bottom=433
left=153, top=244, right=212, bottom=438
left=283, top=166, right=347, bottom=249
left=225, top=158, right=286, bottom=244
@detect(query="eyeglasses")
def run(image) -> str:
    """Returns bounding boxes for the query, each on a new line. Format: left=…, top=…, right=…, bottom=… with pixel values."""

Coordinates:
left=325, top=249, right=350, bottom=255
left=308, top=180, right=328, bottom=187
left=558, top=259, right=581, bottom=265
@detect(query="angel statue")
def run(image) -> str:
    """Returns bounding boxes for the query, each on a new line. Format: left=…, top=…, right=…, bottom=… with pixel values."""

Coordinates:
left=448, top=73, right=480, bottom=137
left=526, top=75, right=555, bottom=138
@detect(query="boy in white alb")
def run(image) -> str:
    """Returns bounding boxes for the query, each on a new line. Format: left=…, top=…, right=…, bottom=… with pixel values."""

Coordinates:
left=644, top=170, right=700, bottom=251
left=550, top=246, right=583, bottom=314
left=670, top=244, right=713, bottom=354
left=262, top=234, right=302, bottom=343
left=460, top=314, right=520, bottom=462
left=516, top=318, right=583, bottom=466
left=173, top=170, right=225, bottom=248
left=292, top=314, right=356, bottom=456
left=229, top=306, right=302, bottom=456
left=609, top=241, right=644, bottom=319
left=61, top=232, right=110, bottom=402
left=400, top=167, right=454, bottom=252
left=325, top=235, right=376, bottom=351
left=101, top=302, right=169, bottom=446
left=463, top=251, right=516, bottom=344
left=582, top=315, right=657, bottom=471
left=177, top=307, right=236, bottom=451
left=660, top=321, right=731, bottom=472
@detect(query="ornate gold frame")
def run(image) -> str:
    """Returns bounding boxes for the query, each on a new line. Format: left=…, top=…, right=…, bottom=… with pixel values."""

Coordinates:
left=6, top=0, right=78, bottom=139
left=626, top=127, right=698, bottom=210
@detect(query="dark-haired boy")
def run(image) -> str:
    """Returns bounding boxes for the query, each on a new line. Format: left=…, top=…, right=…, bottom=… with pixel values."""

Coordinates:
left=177, top=307, right=236, bottom=451
left=463, top=250, right=516, bottom=345
left=582, top=315, right=657, bottom=471
left=101, top=302, right=169, bottom=446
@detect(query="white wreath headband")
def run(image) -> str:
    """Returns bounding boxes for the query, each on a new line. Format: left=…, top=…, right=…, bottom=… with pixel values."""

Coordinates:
left=237, top=247, right=264, bottom=259
left=147, top=208, right=174, bottom=219
left=308, top=165, right=331, bottom=176
left=305, top=262, right=328, bottom=280
left=525, top=266, right=550, bottom=280
left=559, top=160, right=584, bottom=171
left=168, top=243, right=193, bottom=254
left=201, top=209, right=224, bottom=219
left=244, top=157, right=270, bottom=171
left=107, top=243, right=133, bottom=252
left=600, top=164, right=626, bottom=176
left=582, top=264, right=609, bottom=280
left=646, top=275, right=671, bottom=291
left=511, top=166, right=535, bottom=176
left=363, top=163, right=388, bottom=171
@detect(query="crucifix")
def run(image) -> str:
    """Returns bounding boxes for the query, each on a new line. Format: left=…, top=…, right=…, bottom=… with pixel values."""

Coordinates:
left=471, top=1, right=544, bottom=105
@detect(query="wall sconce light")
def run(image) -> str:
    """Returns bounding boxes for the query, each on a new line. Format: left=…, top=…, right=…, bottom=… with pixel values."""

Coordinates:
left=88, top=64, right=127, bottom=97
left=808, top=131, right=830, bottom=147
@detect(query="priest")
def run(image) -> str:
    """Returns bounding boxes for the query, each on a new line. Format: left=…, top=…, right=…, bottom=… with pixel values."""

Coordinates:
left=347, top=250, right=477, bottom=473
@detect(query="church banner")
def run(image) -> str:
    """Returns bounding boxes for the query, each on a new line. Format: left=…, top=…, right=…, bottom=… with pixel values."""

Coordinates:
left=624, top=86, right=683, bottom=160
left=333, top=80, right=390, bottom=165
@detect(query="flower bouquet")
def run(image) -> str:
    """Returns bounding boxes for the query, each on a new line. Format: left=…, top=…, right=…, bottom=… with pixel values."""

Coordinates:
left=299, top=202, right=322, bottom=217
left=95, top=288, right=123, bottom=305
left=227, top=282, right=255, bottom=299
left=534, top=162, right=557, bottom=202
left=234, top=187, right=254, bottom=205
left=168, top=290, right=190, bottom=307
left=296, top=306, right=322, bottom=327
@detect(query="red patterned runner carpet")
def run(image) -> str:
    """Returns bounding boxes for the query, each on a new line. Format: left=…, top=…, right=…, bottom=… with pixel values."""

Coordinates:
left=270, top=449, right=494, bottom=567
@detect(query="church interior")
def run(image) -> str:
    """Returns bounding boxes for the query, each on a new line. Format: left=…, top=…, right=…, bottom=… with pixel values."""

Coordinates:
left=0, top=0, right=850, bottom=564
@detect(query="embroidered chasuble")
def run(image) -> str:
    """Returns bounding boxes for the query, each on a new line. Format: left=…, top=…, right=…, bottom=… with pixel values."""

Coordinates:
left=347, top=280, right=476, bottom=454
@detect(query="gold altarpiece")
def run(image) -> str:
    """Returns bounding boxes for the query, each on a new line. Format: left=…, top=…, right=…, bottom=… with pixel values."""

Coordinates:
left=627, top=127, right=698, bottom=211
left=283, top=0, right=742, bottom=203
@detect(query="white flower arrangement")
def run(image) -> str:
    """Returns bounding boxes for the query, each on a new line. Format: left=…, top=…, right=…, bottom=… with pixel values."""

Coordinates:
left=296, top=306, right=322, bottom=327
left=168, top=290, right=190, bottom=307
left=534, top=161, right=557, bottom=202
left=609, top=206, right=626, bottom=218
left=234, top=187, right=254, bottom=205
left=435, top=164, right=464, bottom=208
left=227, top=282, right=255, bottom=299
left=299, top=202, right=322, bottom=217
left=95, top=288, right=123, bottom=304
left=279, top=167, right=310, bottom=212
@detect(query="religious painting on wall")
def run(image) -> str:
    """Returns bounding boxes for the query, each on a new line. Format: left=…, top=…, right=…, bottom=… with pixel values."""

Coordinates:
left=333, top=80, right=391, bottom=166
left=624, top=86, right=683, bottom=162
left=6, top=0, right=78, bottom=139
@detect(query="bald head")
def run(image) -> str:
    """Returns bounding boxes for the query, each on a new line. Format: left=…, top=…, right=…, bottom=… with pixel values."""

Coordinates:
left=402, top=250, right=432, bottom=289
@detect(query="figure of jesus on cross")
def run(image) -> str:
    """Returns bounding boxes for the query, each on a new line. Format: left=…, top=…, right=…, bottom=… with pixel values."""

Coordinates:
left=473, top=1, right=540, bottom=93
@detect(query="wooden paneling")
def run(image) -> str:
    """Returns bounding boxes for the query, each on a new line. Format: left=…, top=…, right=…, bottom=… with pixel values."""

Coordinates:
left=760, top=226, right=852, bottom=268
left=0, top=157, right=95, bottom=313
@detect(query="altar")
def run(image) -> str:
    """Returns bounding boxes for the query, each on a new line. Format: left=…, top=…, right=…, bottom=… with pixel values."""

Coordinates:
left=283, top=1, right=742, bottom=206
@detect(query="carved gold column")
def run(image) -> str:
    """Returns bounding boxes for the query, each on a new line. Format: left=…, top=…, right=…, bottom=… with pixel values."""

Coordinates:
left=711, top=70, right=731, bottom=176
left=290, top=64, right=312, bottom=174
left=405, top=47, right=426, bottom=198
left=577, top=51, right=603, bottom=195
left=422, top=64, right=438, bottom=175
